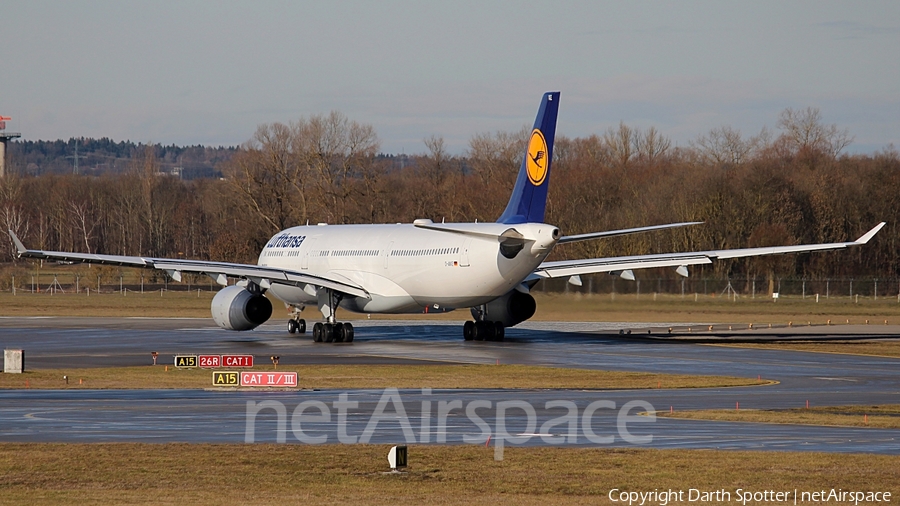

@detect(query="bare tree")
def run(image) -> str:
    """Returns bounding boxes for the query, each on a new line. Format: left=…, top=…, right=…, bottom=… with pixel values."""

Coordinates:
left=225, top=122, right=305, bottom=233
left=224, top=112, right=379, bottom=228
left=298, top=111, right=379, bottom=223
left=110, top=172, right=143, bottom=255
left=604, top=122, right=637, bottom=169
left=634, top=126, right=671, bottom=163
left=0, top=174, right=28, bottom=261
left=1, top=206, right=28, bottom=262
left=776, top=107, right=853, bottom=159
left=69, top=200, right=96, bottom=254
left=692, top=126, right=751, bottom=167
left=467, top=127, right=529, bottom=185
left=410, top=135, right=463, bottom=218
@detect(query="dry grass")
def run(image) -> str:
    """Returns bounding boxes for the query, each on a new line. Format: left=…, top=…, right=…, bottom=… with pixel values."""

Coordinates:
left=715, top=340, right=900, bottom=358
left=3, top=290, right=900, bottom=322
left=530, top=292, right=900, bottom=324
left=0, top=291, right=215, bottom=317
left=0, top=364, right=767, bottom=390
left=658, top=404, right=900, bottom=429
left=0, top=444, right=896, bottom=505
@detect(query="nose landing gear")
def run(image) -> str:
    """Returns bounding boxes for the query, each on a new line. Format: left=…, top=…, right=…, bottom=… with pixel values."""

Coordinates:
left=287, top=318, right=306, bottom=334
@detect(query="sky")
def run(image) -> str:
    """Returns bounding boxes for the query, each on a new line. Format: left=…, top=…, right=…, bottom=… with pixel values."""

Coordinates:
left=2, top=1, right=898, bottom=154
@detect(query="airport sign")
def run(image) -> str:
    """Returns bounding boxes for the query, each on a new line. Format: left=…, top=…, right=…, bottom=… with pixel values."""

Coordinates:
left=199, top=355, right=221, bottom=368
left=174, top=355, right=198, bottom=368
left=240, top=371, right=298, bottom=387
left=223, top=354, right=254, bottom=367
left=387, top=445, right=408, bottom=470
left=212, top=371, right=239, bottom=386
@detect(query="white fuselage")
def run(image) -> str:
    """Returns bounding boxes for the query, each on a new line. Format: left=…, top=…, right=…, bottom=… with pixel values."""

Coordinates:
left=259, top=222, right=559, bottom=314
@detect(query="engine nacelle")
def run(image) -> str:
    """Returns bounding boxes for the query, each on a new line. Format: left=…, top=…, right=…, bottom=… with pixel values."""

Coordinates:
left=479, top=290, right=537, bottom=327
left=211, top=285, right=273, bottom=331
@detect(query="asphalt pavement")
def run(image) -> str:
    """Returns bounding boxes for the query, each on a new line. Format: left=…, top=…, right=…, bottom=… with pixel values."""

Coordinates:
left=1, top=317, right=898, bottom=452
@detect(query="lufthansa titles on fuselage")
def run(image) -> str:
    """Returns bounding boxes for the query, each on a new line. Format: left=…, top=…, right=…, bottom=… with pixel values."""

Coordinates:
left=267, top=233, right=307, bottom=249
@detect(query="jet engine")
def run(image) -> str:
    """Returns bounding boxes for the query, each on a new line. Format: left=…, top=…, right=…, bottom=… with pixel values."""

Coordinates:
left=211, top=285, right=273, bottom=331
left=479, top=289, right=537, bottom=327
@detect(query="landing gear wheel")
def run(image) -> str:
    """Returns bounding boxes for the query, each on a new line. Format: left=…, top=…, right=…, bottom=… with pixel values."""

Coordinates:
left=312, top=322, right=324, bottom=342
left=323, top=323, right=335, bottom=343
left=342, top=322, right=354, bottom=342
left=333, top=323, right=345, bottom=343
left=287, top=319, right=298, bottom=334
left=298, top=319, right=306, bottom=334
left=463, top=321, right=475, bottom=341
left=474, top=321, right=489, bottom=341
left=493, top=321, right=505, bottom=342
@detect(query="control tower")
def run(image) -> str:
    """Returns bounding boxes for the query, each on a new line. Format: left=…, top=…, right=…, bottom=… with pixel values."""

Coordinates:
left=0, top=116, right=22, bottom=178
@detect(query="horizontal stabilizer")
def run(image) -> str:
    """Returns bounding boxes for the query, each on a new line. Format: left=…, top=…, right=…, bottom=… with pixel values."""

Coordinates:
left=414, top=222, right=529, bottom=242
left=558, top=221, right=702, bottom=244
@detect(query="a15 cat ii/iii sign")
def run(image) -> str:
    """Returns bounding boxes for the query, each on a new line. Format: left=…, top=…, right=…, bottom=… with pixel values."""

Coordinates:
left=212, top=371, right=298, bottom=387
left=240, top=371, right=298, bottom=387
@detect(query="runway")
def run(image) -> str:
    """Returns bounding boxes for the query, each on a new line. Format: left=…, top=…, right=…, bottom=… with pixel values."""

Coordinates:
left=1, top=317, right=899, bottom=452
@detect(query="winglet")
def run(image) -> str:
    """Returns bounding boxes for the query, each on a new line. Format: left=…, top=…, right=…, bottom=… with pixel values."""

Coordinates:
left=8, top=230, right=27, bottom=256
left=854, top=222, right=886, bottom=244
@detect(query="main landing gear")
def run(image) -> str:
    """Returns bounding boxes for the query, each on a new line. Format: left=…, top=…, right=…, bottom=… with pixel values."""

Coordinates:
left=463, top=320, right=505, bottom=342
left=286, top=315, right=353, bottom=343
left=312, top=321, right=354, bottom=343
left=307, top=288, right=354, bottom=343
left=464, top=304, right=505, bottom=341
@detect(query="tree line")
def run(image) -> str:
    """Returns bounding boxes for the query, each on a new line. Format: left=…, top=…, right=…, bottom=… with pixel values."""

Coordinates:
left=2, top=108, right=898, bottom=289
left=9, top=138, right=236, bottom=179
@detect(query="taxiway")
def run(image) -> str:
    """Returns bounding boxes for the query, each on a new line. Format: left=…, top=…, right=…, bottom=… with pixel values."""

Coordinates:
left=1, top=318, right=898, bottom=452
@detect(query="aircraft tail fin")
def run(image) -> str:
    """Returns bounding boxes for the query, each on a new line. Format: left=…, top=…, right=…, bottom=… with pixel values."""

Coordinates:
left=497, top=91, right=560, bottom=224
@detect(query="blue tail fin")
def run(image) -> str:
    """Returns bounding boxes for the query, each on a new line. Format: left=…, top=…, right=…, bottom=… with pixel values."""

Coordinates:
left=496, top=91, right=560, bottom=224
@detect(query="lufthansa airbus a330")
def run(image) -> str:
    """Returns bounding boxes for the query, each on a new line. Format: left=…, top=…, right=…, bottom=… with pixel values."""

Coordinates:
left=9, top=92, right=885, bottom=342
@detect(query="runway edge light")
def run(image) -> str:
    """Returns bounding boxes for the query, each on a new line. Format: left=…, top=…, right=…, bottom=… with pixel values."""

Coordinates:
left=387, top=445, right=408, bottom=472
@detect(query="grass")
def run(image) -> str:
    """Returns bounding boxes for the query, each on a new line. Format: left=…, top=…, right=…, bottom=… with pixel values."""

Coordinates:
left=0, top=444, right=896, bottom=505
left=0, top=364, right=768, bottom=390
left=531, top=292, right=900, bottom=324
left=658, top=404, right=900, bottom=429
left=4, top=290, right=900, bottom=322
left=0, top=290, right=215, bottom=318
left=714, top=340, right=900, bottom=358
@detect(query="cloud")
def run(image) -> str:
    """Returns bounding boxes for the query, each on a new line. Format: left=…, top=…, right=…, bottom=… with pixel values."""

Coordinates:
left=11, top=73, right=897, bottom=157
left=816, top=20, right=900, bottom=40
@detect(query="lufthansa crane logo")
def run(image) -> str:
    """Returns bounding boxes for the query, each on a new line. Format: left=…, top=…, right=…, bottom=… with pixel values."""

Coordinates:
left=526, top=129, right=548, bottom=186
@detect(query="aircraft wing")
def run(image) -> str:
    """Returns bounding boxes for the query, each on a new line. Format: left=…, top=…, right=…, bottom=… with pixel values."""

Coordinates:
left=7, top=230, right=369, bottom=299
left=557, top=221, right=703, bottom=244
left=533, top=222, right=886, bottom=279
